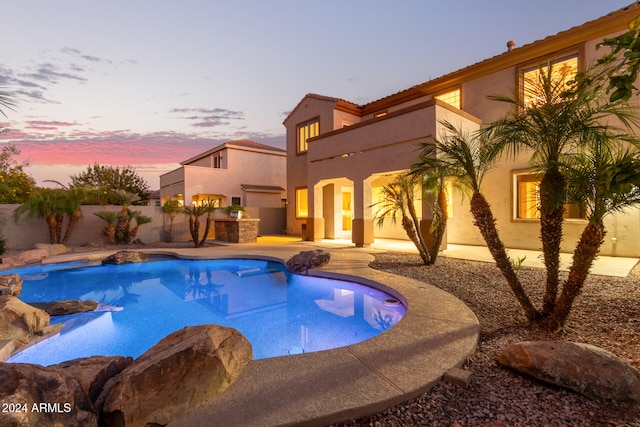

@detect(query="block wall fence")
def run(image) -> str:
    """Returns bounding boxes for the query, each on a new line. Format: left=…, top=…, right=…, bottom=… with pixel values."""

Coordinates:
left=0, top=205, right=285, bottom=250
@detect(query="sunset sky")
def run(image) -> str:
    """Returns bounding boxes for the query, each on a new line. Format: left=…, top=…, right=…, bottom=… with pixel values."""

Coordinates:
left=0, top=1, right=633, bottom=189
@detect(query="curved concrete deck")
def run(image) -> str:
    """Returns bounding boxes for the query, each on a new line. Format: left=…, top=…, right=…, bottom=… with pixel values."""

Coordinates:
left=44, top=242, right=480, bottom=426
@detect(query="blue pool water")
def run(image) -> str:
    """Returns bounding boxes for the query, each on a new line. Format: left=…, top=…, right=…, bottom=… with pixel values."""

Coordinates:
left=6, top=258, right=406, bottom=366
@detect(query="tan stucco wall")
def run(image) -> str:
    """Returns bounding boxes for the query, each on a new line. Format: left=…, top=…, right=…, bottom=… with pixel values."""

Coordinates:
left=244, top=191, right=283, bottom=208
left=160, top=146, right=285, bottom=209
left=3, top=205, right=166, bottom=249
left=284, top=96, right=339, bottom=235
left=284, top=16, right=640, bottom=256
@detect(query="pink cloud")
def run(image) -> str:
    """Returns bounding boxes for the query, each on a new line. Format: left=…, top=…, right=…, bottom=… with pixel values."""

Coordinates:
left=9, top=131, right=230, bottom=167
left=24, top=120, right=79, bottom=131
left=2, top=122, right=284, bottom=188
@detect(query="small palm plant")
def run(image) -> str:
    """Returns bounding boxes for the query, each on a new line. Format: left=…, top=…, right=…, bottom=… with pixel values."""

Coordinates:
left=111, top=190, right=141, bottom=241
left=94, top=211, right=119, bottom=244
left=182, top=199, right=219, bottom=247
left=127, top=210, right=153, bottom=243
left=94, top=190, right=152, bottom=244
left=183, top=204, right=209, bottom=247
left=372, top=172, right=433, bottom=265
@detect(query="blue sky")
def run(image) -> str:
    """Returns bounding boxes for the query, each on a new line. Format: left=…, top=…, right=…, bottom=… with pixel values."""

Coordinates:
left=0, top=1, right=633, bottom=188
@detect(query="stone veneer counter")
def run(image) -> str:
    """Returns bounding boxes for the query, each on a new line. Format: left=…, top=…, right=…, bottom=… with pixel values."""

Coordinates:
left=214, top=218, right=260, bottom=243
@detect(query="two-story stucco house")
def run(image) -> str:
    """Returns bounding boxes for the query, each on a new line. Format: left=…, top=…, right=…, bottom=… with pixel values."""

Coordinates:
left=284, top=4, right=640, bottom=257
left=160, top=139, right=286, bottom=209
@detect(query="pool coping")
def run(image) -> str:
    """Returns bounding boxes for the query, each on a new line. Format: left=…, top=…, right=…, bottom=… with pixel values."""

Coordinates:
left=11, top=244, right=480, bottom=426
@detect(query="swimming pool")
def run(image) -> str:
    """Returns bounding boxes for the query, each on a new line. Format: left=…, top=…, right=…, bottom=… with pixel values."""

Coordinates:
left=6, top=257, right=406, bottom=366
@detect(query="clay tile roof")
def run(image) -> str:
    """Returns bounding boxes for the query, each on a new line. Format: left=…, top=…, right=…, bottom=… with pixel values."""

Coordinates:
left=360, top=2, right=640, bottom=114
left=283, top=93, right=361, bottom=123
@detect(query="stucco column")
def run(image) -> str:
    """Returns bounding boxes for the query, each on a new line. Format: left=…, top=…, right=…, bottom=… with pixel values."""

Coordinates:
left=352, top=177, right=374, bottom=247
left=304, top=182, right=325, bottom=241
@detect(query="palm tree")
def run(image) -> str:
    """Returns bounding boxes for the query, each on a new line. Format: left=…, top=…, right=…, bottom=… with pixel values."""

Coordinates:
left=414, top=121, right=540, bottom=320
left=44, top=181, right=92, bottom=245
left=111, top=190, right=141, bottom=242
left=94, top=211, right=119, bottom=244
left=198, top=199, right=217, bottom=247
left=410, top=145, right=457, bottom=264
left=13, top=188, right=66, bottom=244
left=483, top=60, right=639, bottom=317
left=372, top=173, right=432, bottom=265
left=127, top=210, right=153, bottom=243
left=550, top=138, right=640, bottom=328
left=183, top=204, right=209, bottom=247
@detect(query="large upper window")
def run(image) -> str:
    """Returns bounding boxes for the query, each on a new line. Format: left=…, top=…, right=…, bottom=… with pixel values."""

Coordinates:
left=521, top=53, right=578, bottom=107
left=295, top=187, right=308, bottom=218
left=434, top=88, right=461, bottom=109
left=297, top=118, right=319, bottom=153
left=513, top=171, right=585, bottom=220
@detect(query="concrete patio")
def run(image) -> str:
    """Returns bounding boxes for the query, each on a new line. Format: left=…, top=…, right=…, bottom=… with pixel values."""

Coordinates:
left=308, top=237, right=639, bottom=278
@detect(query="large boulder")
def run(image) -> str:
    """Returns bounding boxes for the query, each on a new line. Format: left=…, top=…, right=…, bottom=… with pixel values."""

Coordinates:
left=101, top=251, right=149, bottom=265
left=0, top=295, right=50, bottom=346
left=0, top=363, right=98, bottom=427
left=50, top=356, right=134, bottom=407
left=99, top=325, right=253, bottom=426
left=30, top=300, right=99, bottom=316
left=1, top=249, right=49, bottom=268
left=498, top=340, right=640, bottom=403
left=0, top=274, right=23, bottom=297
left=34, top=243, right=69, bottom=257
left=286, top=249, right=331, bottom=274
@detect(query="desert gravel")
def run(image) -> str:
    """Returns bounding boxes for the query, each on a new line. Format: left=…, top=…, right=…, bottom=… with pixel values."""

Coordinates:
left=330, top=253, right=640, bottom=427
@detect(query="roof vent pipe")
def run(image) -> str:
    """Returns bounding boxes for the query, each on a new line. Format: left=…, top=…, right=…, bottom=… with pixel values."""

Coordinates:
left=507, top=40, right=516, bottom=52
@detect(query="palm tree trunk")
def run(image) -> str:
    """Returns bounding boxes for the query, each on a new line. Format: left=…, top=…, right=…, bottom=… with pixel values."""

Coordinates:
left=106, top=225, right=116, bottom=244
left=549, top=221, right=605, bottom=329
left=129, top=227, right=139, bottom=242
left=54, top=213, right=64, bottom=244
left=189, top=216, right=200, bottom=247
left=406, top=199, right=431, bottom=264
left=470, top=192, right=540, bottom=321
left=46, top=215, right=57, bottom=244
left=61, top=210, right=81, bottom=245
left=198, top=213, right=214, bottom=247
left=539, top=169, right=565, bottom=315
left=116, top=214, right=128, bottom=243
left=166, top=217, right=175, bottom=243
left=401, top=215, right=429, bottom=264
left=428, top=189, right=448, bottom=265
